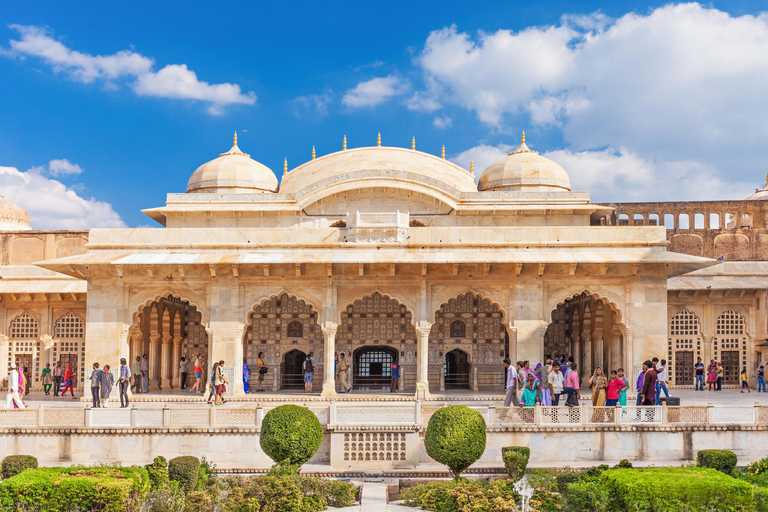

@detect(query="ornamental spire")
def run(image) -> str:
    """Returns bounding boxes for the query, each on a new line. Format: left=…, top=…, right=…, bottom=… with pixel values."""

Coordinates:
left=234, top=132, right=238, bottom=146
left=507, top=130, right=538, bottom=155
left=470, top=160, right=474, bottom=174
left=441, top=145, right=445, bottom=159
left=220, top=132, right=248, bottom=157
left=284, top=158, right=288, bottom=174
left=343, top=135, right=347, bottom=151
left=312, top=146, right=316, bottom=160
left=377, top=132, right=381, bottom=147
left=412, top=137, right=415, bottom=150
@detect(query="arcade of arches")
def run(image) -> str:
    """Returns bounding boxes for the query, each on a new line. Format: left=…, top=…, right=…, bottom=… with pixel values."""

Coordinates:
left=544, top=293, right=625, bottom=378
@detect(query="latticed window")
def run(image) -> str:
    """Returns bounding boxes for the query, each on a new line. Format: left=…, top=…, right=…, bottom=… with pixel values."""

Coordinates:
left=287, top=321, right=303, bottom=338
left=54, top=312, right=84, bottom=338
left=10, top=313, right=38, bottom=339
left=450, top=320, right=466, bottom=338
left=670, top=309, right=699, bottom=335
left=716, top=309, right=745, bottom=335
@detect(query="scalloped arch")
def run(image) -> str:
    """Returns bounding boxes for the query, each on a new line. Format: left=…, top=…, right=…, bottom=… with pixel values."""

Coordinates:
left=130, top=291, right=205, bottom=325
left=434, top=290, right=507, bottom=322
left=339, top=289, right=417, bottom=321
left=244, top=289, right=321, bottom=325
left=549, top=288, right=624, bottom=325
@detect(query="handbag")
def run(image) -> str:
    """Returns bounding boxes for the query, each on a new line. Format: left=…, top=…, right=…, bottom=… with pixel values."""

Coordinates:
left=259, top=366, right=268, bottom=375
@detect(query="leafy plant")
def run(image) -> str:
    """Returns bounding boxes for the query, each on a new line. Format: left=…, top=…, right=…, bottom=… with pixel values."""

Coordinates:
left=424, top=405, right=487, bottom=480
left=563, top=480, right=610, bottom=512
left=401, top=479, right=519, bottom=512
left=697, top=449, right=738, bottom=475
left=144, top=481, right=186, bottom=512
left=260, top=405, right=323, bottom=467
left=168, top=456, right=200, bottom=493
left=501, top=446, right=530, bottom=482
left=144, top=456, right=169, bottom=490
left=1, top=455, right=37, bottom=480
left=614, top=459, right=633, bottom=469
left=530, top=489, right=564, bottom=512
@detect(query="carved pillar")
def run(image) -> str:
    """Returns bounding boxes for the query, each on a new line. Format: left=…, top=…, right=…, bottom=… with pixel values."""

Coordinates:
left=148, top=333, right=161, bottom=390
left=416, top=326, right=432, bottom=397
left=40, top=334, right=54, bottom=369
left=571, top=333, right=581, bottom=372
left=582, top=331, right=592, bottom=377
left=321, top=327, right=337, bottom=397
left=160, top=334, right=172, bottom=389
left=593, top=329, right=604, bottom=370
left=171, top=336, right=182, bottom=388
left=0, top=335, right=10, bottom=385
left=609, top=327, right=622, bottom=372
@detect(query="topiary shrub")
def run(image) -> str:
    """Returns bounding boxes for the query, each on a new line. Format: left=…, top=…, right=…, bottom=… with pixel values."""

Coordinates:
left=601, top=467, right=753, bottom=511
left=260, top=404, right=323, bottom=467
left=562, top=480, right=610, bottom=512
left=1, top=455, right=37, bottom=480
left=614, top=459, right=633, bottom=469
left=697, top=449, right=738, bottom=475
left=168, top=456, right=200, bottom=493
left=755, top=486, right=768, bottom=512
left=424, top=405, right=486, bottom=480
left=0, top=466, right=149, bottom=512
left=501, top=446, right=530, bottom=482
left=144, top=456, right=169, bottom=490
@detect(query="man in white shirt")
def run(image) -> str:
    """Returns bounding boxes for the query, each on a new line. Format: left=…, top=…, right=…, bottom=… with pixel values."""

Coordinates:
left=5, top=363, right=24, bottom=409
left=502, top=358, right=519, bottom=407
left=548, top=362, right=567, bottom=406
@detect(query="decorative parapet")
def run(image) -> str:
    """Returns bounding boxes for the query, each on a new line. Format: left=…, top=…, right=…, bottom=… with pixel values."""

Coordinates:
left=344, top=211, right=409, bottom=244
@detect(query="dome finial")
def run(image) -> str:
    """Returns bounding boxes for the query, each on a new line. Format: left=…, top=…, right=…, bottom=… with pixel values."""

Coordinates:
left=284, top=158, right=288, bottom=174
left=377, top=132, right=381, bottom=147
left=343, top=135, right=347, bottom=151
left=470, top=160, right=474, bottom=174
left=312, top=146, right=316, bottom=160
left=234, top=132, right=238, bottom=146
left=508, top=130, right=537, bottom=156
left=412, top=137, right=416, bottom=150
left=441, top=145, right=445, bottom=159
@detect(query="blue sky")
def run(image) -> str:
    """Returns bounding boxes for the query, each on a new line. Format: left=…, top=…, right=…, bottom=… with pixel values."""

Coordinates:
left=1, top=1, right=767, bottom=228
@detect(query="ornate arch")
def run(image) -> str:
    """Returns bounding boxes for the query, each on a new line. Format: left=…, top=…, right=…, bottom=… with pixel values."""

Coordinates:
left=9, top=311, right=40, bottom=339
left=336, top=291, right=417, bottom=344
left=549, top=288, right=624, bottom=325
left=669, top=308, right=702, bottom=335
left=715, top=308, right=747, bottom=335
left=53, top=311, right=85, bottom=339
left=130, top=290, right=205, bottom=325
left=244, top=290, right=320, bottom=325
left=340, top=289, right=417, bottom=322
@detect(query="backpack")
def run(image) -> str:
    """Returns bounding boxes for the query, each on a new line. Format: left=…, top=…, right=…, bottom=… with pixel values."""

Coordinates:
left=304, top=359, right=314, bottom=374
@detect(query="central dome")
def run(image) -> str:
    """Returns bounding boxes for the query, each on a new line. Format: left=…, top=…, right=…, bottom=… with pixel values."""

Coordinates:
left=478, top=133, right=571, bottom=192
left=187, top=134, right=278, bottom=194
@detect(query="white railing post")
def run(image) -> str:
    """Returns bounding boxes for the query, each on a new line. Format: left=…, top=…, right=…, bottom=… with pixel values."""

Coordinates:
left=131, top=405, right=138, bottom=428
left=473, top=367, right=478, bottom=391
left=162, top=404, right=170, bottom=428
left=37, top=405, right=44, bottom=427
left=256, top=406, right=263, bottom=430
left=329, top=401, right=337, bottom=426
left=707, top=402, right=714, bottom=424
left=755, top=401, right=761, bottom=426
left=415, top=400, right=422, bottom=426
left=662, top=403, right=669, bottom=426
left=581, top=404, right=589, bottom=425
left=210, top=403, right=216, bottom=428
left=488, top=405, right=496, bottom=427
left=615, top=405, right=622, bottom=426
left=85, top=406, right=92, bottom=428
left=534, top=404, right=542, bottom=426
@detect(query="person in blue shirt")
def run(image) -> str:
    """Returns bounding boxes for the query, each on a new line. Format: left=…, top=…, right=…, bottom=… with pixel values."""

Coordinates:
left=390, top=362, right=400, bottom=393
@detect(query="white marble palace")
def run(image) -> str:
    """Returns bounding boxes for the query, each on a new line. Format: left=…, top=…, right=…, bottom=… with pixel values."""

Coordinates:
left=3, top=131, right=768, bottom=398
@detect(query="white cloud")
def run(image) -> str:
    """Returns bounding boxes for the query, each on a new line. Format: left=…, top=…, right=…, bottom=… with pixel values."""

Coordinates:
left=432, top=115, right=453, bottom=129
left=293, top=89, right=334, bottom=117
left=450, top=143, right=512, bottom=182
left=405, top=91, right=442, bottom=112
left=342, top=75, right=410, bottom=108
left=3, top=25, right=256, bottom=114
left=47, top=159, right=84, bottom=176
left=0, top=166, right=125, bottom=229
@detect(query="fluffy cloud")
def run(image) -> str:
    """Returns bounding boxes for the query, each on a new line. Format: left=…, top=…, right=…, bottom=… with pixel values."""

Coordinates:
left=0, top=166, right=125, bottom=229
left=293, top=89, right=334, bottom=117
left=342, top=75, right=410, bottom=108
left=432, top=115, right=453, bottom=129
left=450, top=143, right=512, bottom=182
left=47, top=159, right=84, bottom=176
left=415, top=4, right=768, bottom=197
left=3, top=25, right=256, bottom=114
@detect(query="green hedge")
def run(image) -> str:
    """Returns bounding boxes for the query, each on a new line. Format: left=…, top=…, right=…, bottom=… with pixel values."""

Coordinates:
left=0, top=466, right=149, bottom=512
left=144, top=455, right=169, bottom=490
left=424, top=405, right=487, bottom=479
left=601, top=467, right=754, bottom=511
left=402, top=479, right=519, bottom=512
left=1, top=455, right=37, bottom=480
left=168, top=456, right=200, bottom=493
left=697, top=449, right=738, bottom=475
left=221, top=474, right=357, bottom=512
left=501, top=446, right=530, bottom=482
left=260, top=405, right=323, bottom=466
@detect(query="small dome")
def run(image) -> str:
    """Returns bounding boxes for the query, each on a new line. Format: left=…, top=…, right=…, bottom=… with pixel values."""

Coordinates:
left=187, top=133, right=278, bottom=194
left=0, top=196, right=30, bottom=231
left=478, top=132, right=571, bottom=192
left=744, top=173, right=768, bottom=200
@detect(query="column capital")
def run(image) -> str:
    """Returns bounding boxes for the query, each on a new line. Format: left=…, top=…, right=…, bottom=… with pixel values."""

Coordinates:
left=40, top=335, right=54, bottom=347
left=321, top=326, right=337, bottom=337
left=149, top=333, right=162, bottom=343
left=416, top=325, right=432, bottom=337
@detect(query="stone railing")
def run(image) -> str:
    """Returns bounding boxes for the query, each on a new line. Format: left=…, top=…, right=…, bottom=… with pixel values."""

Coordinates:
left=0, top=402, right=765, bottom=430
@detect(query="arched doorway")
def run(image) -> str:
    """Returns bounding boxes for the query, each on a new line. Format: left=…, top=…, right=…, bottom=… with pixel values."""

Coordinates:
left=544, top=292, right=624, bottom=378
left=354, top=346, right=398, bottom=390
left=444, top=349, right=470, bottom=389
left=429, top=292, right=508, bottom=392
left=336, top=292, right=417, bottom=391
left=243, top=293, right=320, bottom=392
left=129, top=294, right=208, bottom=392
left=281, top=349, right=307, bottom=390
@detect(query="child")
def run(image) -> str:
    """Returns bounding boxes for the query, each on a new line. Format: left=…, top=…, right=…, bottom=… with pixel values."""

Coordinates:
left=741, top=368, right=751, bottom=393
left=605, top=370, right=625, bottom=407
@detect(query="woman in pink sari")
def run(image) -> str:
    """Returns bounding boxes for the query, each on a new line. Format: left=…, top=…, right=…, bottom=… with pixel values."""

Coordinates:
left=14, top=366, right=26, bottom=408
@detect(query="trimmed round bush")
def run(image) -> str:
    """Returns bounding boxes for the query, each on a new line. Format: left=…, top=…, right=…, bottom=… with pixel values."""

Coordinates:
left=144, top=456, right=168, bottom=490
left=260, top=404, right=323, bottom=466
left=1, top=455, right=37, bottom=480
left=697, top=449, right=738, bottom=474
left=424, top=405, right=486, bottom=479
left=168, top=455, right=200, bottom=493
left=502, top=446, right=530, bottom=481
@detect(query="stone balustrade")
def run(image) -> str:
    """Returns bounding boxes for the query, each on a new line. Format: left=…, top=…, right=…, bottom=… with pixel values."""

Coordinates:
left=0, top=402, right=765, bottom=431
